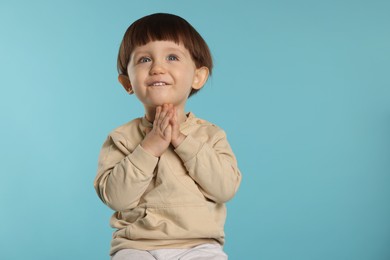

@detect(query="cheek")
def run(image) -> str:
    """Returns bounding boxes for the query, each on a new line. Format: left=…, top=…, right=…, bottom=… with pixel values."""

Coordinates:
left=186, top=71, right=197, bottom=85
left=127, top=65, right=144, bottom=80
left=128, top=70, right=143, bottom=86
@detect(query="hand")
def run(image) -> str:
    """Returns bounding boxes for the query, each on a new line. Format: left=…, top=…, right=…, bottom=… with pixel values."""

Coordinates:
left=170, top=106, right=186, bottom=148
left=141, top=104, right=173, bottom=157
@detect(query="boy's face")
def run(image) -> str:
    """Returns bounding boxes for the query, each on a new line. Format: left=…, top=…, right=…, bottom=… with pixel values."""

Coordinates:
left=123, top=40, right=207, bottom=109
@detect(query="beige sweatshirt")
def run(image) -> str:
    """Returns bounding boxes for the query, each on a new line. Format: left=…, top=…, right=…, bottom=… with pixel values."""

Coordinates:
left=94, top=113, right=241, bottom=255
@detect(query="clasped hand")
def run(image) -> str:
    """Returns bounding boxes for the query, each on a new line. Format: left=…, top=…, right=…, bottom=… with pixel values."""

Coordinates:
left=141, top=104, right=186, bottom=157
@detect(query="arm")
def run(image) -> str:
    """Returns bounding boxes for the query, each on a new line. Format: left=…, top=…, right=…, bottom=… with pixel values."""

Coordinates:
left=174, top=129, right=242, bottom=203
left=94, top=132, right=158, bottom=212
left=94, top=106, right=172, bottom=211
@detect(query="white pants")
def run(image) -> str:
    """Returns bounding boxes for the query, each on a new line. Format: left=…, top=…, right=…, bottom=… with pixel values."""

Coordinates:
left=111, top=243, right=228, bottom=260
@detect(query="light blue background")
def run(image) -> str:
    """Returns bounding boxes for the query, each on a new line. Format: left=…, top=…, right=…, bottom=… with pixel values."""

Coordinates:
left=1, top=0, right=389, bottom=259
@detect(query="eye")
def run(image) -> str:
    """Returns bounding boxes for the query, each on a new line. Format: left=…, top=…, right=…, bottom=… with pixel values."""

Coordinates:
left=138, top=56, right=151, bottom=63
left=167, top=55, right=179, bottom=61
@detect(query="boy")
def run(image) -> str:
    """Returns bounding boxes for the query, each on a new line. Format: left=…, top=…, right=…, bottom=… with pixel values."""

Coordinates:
left=94, top=13, right=241, bottom=260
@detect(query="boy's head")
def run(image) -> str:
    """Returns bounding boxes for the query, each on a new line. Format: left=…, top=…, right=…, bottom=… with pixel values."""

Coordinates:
left=117, top=13, right=213, bottom=97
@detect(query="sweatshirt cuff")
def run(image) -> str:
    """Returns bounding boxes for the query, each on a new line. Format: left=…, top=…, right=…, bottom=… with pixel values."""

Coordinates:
left=128, top=144, right=159, bottom=173
left=174, top=135, right=203, bottom=163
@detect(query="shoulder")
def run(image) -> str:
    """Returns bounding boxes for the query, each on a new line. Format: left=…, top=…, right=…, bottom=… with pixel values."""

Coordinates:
left=190, top=113, right=223, bottom=130
left=107, top=117, right=144, bottom=146
left=187, top=114, right=227, bottom=140
left=111, top=118, right=142, bottom=135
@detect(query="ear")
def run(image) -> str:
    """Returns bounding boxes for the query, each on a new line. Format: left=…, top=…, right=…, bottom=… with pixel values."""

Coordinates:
left=192, top=67, right=209, bottom=90
left=118, top=74, right=134, bottom=94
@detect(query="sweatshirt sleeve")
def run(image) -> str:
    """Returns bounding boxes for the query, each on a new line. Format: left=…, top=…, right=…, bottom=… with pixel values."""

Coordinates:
left=174, top=128, right=241, bottom=203
left=94, top=132, right=158, bottom=211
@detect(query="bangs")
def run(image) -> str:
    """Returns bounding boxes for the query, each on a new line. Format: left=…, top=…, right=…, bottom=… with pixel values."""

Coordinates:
left=129, top=14, right=189, bottom=48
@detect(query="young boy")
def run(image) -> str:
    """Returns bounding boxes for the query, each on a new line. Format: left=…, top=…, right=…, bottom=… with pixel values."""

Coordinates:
left=94, top=13, right=241, bottom=260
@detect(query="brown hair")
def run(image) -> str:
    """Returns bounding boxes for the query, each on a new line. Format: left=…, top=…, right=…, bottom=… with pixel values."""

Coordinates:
left=117, top=13, right=213, bottom=97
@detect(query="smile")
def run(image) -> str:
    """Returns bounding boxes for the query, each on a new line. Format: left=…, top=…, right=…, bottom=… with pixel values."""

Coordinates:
left=149, top=81, right=169, bottom=87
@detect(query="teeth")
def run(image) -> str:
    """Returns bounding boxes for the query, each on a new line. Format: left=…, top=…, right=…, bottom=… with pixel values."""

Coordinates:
left=152, top=82, right=166, bottom=86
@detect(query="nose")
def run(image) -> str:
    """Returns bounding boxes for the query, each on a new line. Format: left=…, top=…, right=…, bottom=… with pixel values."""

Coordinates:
left=149, top=61, right=166, bottom=75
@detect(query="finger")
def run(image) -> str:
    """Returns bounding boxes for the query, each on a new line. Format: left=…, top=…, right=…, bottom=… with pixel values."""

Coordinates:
left=169, top=107, right=176, bottom=126
left=171, top=107, right=179, bottom=128
left=154, top=106, right=161, bottom=128
left=164, top=124, right=172, bottom=139
left=161, top=109, right=172, bottom=131
left=173, top=106, right=177, bottom=123
left=157, top=104, right=169, bottom=127
left=170, top=108, right=180, bottom=139
left=160, top=104, right=170, bottom=122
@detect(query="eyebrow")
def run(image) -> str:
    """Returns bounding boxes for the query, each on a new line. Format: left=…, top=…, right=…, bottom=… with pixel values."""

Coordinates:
left=164, top=47, right=187, bottom=56
left=133, top=46, right=188, bottom=57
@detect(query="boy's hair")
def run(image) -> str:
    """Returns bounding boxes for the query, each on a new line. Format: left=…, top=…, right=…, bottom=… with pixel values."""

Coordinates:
left=117, top=13, right=213, bottom=97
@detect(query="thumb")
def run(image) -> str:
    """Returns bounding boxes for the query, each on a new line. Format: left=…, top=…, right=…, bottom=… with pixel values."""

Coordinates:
left=144, top=127, right=151, bottom=135
left=165, top=124, right=172, bottom=139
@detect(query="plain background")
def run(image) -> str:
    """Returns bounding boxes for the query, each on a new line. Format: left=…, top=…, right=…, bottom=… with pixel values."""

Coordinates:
left=1, top=0, right=389, bottom=259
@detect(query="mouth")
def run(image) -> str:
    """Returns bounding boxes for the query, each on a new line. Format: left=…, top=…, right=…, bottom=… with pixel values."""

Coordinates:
left=148, top=81, right=169, bottom=87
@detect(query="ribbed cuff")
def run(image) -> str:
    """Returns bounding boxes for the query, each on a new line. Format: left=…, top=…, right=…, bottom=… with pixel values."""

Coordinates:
left=128, top=144, right=159, bottom=173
